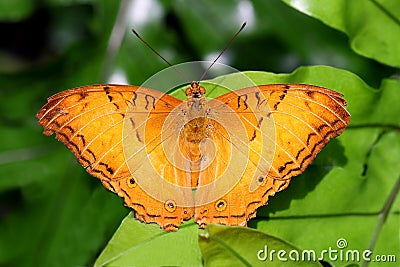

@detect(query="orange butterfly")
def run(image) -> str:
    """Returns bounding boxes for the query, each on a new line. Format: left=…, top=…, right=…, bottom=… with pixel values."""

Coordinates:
left=37, top=80, right=350, bottom=231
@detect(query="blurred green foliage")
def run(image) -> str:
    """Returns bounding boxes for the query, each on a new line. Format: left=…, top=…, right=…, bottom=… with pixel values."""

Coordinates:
left=0, top=0, right=398, bottom=266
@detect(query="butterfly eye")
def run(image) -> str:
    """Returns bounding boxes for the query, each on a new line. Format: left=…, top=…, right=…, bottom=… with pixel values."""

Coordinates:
left=199, top=86, right=206, bottom=95
left=127, top=177, right=136, bottom=188
left=258, top=176, right=266, bottom=186
left=185, top=87, right=192, bottom=97
left=215, top=199, right=227, bottom=212
left=164, top=200, right=177, bottom=212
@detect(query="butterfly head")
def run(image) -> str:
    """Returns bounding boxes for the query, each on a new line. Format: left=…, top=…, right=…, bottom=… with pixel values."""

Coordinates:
left=186, top=82, right=206, bottom=98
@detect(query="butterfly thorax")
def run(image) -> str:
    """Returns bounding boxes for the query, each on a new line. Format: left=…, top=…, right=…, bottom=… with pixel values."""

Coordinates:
left=182, top=82, right=210, bottom=144
left=178, top=82, right=214, bottom=170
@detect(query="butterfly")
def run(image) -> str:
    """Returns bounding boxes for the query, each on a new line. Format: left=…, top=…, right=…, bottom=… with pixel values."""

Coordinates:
left=37, top=79, right=350, bottom=231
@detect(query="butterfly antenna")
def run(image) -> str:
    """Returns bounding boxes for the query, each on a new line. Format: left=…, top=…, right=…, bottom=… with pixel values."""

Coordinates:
left=131, top=28, right=190, bottom=82
left=132, top=28, right=173, bottom=67
left=198, top=22, right=247, bottom=82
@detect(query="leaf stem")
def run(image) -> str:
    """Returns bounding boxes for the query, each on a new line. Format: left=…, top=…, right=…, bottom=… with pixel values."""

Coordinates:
left=370, top=0, right=400, bottom=27
left=347, top=124, right=400, bottom=132
left=361, top=175, right=400, bottom=267
left=208, top=234, right=253, bottom=267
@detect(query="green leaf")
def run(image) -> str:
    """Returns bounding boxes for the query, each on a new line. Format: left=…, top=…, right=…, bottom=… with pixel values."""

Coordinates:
left=199, top=224, right=322, bottom=266
left=95, top=213, right=203, bottom=267
left=282, top=0, right=400, bottom=67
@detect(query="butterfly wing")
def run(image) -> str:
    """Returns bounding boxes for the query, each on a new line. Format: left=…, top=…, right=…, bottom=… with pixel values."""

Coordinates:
left=194, top=84, right=350, bottom=226
left=37, top=83, right=350, bottom=230
left=37, top=84, right=194, bottom=231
